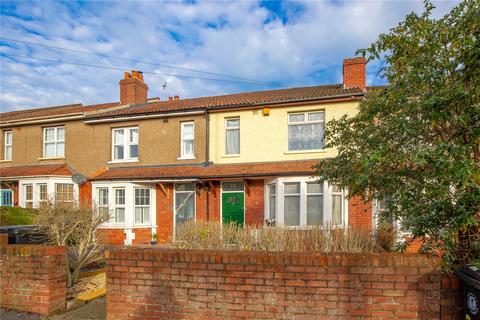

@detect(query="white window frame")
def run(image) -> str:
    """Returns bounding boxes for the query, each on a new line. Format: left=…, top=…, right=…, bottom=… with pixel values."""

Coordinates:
left=264, top=177, right=348, bottom=228
left=97, top=187, right=109, bottom=217
left=287, top=111, right=325, bottom=152
left=43, top=126, right=65, bottom=158
left=4, top=131, right=12, bottom=160
left=134, top=188, right=151, bottom=225
left=267, top=184, right=276, bottom=224
left=24, top=184, right=33, bottom=208
left=225, top=117, right=240, bottom=155
left=19, top=178, right=78, bottom=208
left=113, top=188, right=126, bottom=224
left=55, top=183, right=75, bottom=205
left=111, top=127, right=139, bottom=162
left=38, top=183, right=48, bottom=205
left=0, top=189, right=14, bottom=206
left=306, top=182, right=324, bottom=226
left=179, top=122, right=195, bottom=159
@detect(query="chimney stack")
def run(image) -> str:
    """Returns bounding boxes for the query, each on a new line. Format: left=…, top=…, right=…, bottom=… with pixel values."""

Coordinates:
left=174, top=95, right=180, bottom=101
left=120, top=70, right=148, bottom=105
left=343, top=57, right=366, bottom=91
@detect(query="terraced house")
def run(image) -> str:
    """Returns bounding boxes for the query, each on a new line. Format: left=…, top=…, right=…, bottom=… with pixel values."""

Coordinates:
left=0, top=57, right=376, bottom=245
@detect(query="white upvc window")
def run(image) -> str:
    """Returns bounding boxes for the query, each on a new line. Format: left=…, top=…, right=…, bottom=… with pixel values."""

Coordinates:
left=288, top=111, right=325, bottom=151
left=4, top=131, right=12, bottom=160
left=225, top=118, right=240, bottom=155
left=24, top=184, right=33, bottom=208
left=55, top=183, right=74, bottom=206
left=265, top=177, right=347, bottom=228
left=114, top=188, right=125, bottom=224
left=180, top=122, right=195, bottom=159
left=97, top=188, right=109, bottom=217
left=112, top=127, right=138, bottom=161
left=43, top=127, right=65, bottom=158
left=134, top=188, right=150, bottom=225
left=38, top=184, right=48, bottom=205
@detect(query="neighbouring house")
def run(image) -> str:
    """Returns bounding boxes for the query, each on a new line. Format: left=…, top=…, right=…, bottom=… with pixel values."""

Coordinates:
left=0, top=57, right=379, bottom=245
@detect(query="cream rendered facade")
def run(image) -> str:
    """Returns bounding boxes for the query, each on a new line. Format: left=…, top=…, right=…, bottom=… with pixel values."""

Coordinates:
left=208, top=100, right=360, bottom=164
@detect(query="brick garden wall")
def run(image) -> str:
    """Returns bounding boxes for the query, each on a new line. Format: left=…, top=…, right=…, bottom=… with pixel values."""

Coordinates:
left=106, top=247, right=458, bottom=320
left=0, top=245, right=67, bottom=316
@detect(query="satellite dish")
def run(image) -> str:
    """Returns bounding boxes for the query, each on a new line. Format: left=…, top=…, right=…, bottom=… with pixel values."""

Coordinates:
left=72, top=174, right=88, bottom=185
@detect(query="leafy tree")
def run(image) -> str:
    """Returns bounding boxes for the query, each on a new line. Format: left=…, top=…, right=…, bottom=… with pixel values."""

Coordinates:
left=316, top=0, right=480, bottom=268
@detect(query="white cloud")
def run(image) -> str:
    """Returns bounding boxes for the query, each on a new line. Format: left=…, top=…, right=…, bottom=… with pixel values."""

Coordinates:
left=0, top=0, right=459, bottom=111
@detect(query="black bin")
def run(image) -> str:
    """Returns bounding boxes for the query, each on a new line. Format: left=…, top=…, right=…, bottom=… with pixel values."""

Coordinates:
left=0, top=225, right=36, bottom=244
left=456, top=266, right=480, bottom=320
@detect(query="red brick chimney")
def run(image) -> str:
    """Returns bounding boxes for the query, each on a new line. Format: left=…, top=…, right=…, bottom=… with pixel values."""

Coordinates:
left=343, top=57, right=366, bottom=91
left=120, top=70, right=148, bottom=105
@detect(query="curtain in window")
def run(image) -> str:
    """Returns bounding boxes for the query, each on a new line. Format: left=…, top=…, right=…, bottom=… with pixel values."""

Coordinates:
left=288, top=123, right=324, bottom=151
left=332, top=194, right=342, bottom=225
left=225, top=128, right=240, bottom=154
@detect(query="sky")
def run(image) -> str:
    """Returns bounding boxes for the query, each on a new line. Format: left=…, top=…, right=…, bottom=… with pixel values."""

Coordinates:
left=0, top=0, right=460, bottom=112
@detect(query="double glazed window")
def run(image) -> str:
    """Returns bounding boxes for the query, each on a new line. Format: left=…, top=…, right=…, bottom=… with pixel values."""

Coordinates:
left=225, top=118, right=240, bottom=155
left=175, top=183, right=195, bottom=225
left=134, top=189, right=150, bottom=224
left=268, top=185, right=276, bottom=221
left=180, top=122, right=194, bottom=159
left=97, top=188, right=109, bottom=217
left=38, top=184, right=48, bottom=205
left=288, top=111, right=325, bottom=151
left=43, top=127, right=65, bottom=158
left=112, top=127, right=138, bottom=161
left=24, top=184, right=33, bottom=208
left=306, top=183, right=323, bottom=225
left=114, top=189, right=125, bottom=223
left=4, top=131, right=12, bottom=160
left=55, top=183, right=74, bottom=206
left=284, top=183, right=301, bottom=226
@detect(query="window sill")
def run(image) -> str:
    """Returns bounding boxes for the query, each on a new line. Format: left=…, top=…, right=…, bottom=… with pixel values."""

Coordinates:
left=38, top=157, right=66, bottom=160
left=99, top=225, right=157, bottom=229
left=221, top=154, right=241, bottom=158
left=0, top=159, right=12, bottom=163
left=108, top=159, right=139, bottom=164
left=284, top=149, right=327, bottom=155
left=177, top=156, right=196, bottom=160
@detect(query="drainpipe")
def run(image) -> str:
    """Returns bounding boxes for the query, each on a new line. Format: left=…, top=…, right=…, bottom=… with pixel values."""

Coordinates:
left=205, top=109, right=210, bottom=221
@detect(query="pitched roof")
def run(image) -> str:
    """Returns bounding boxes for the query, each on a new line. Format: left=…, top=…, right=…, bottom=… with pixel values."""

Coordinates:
left=0, top=164, right=75, bottom=179
left=0, top=102, right=120, bottom=123
left=91, top=160, right=320, bottom=181
left=87, top=84, right=363, bottom=119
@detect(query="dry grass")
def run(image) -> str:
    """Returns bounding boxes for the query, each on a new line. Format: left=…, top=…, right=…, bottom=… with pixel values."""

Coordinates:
left=174, top=221, right=389, bottom=253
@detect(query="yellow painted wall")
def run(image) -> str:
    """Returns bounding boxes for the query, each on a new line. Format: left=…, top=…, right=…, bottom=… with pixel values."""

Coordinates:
left=209, top=101, right=359, bottom=164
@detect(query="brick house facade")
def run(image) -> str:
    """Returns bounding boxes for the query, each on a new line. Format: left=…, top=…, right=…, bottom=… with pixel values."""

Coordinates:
left=1, top=57, right=381, bottom=245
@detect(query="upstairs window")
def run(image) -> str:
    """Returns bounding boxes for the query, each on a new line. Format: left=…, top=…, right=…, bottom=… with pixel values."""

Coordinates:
left=288, top=111, right=325, bottom=151
left=112, top=127, right=138, bottom=161
left=225, top=118, right=240, bottom=155
left=43, top=127, right=65, bottom=158
left=180, top=122, right=194, bottom=159
left=4, top=131, right=12, bottom=160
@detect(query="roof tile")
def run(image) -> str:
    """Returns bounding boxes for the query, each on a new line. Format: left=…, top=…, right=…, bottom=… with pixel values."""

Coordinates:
left=0, top=164, right=75, bottom=179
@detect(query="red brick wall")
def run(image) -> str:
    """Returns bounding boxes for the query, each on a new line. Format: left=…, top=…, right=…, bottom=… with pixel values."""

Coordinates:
left=132, top=228, right=152, bottom=245
left=440, top=274, right=463, bottom=319
left=98, top=229, right=125, bottom=245
left=79, top=181, right=92, bottom=206
left=106, top=248, right=452, bottom=320
left=156, top=183, right=173, bottom=243
left=0, top=245, right=66, bottom=316
left=348, top=195, right=373, bottom=231
left=245, top=179, right=264, bottom=226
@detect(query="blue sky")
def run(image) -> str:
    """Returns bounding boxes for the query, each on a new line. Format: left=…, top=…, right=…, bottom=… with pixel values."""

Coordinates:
left=0, top=0, right=459, bottom=112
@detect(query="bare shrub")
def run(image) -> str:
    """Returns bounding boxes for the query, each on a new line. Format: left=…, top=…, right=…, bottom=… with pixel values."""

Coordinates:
left=33, top=202, right=110, bottom=287
left=174, top=221, right=385, bottom=253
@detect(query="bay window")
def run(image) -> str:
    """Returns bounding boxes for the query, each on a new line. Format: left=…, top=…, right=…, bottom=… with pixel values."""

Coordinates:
left=97, top=188, right=109, bottom=217
left=288, top=111, right=324, bottom=151
left=24, top=184, right=33, bottom=208
left=38, top=184, right=48, bottom=205
left=43, top=127, right=65, bottom=158
left=114, top=188, right=125, bottom=223
left=55, top=183, right=74, bottom=206
left=180, top=122, right=194, bottom=159
left=112, top=127, right=138, bottom=161
left=265, top=178, right=347, bottom=227
left=134, top=188, right=150, bottom=224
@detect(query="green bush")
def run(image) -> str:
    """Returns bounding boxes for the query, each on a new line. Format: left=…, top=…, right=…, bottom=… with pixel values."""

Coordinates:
left=0, top=206, right=37, bottom=226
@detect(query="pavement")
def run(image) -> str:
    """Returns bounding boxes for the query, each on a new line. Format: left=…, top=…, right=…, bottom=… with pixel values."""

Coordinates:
left=0, top=297, right=106, bottom=320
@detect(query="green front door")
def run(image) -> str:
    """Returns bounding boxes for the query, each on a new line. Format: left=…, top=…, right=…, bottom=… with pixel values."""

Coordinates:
left=221, top=181, right=244, bottom=225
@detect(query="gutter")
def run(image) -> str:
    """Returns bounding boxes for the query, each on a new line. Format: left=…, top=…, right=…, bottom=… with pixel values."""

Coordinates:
left=84, top=110, right=206, bottom=124
left=0, top=175, right=75, bottom=181
left=0, top=114, right=85, bottom=128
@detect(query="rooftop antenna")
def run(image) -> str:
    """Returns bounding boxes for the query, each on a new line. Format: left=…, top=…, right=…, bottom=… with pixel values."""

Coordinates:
left=162, top=81, right=167, bottom=90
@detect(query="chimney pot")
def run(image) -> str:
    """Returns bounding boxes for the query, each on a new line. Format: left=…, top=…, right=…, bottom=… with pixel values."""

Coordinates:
left=168, top=96, right=173, bottom=102
left=343, top=57, right=366, bottom=91
left=174, top=95, right=179, bottom=101
left=119, top=70, right=148, bottom=105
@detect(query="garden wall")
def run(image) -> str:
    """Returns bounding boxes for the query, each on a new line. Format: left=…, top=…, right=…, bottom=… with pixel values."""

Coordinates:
left=106, top=247, right=460, bottom=320
left=0, top=245, right=67, bottom=315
